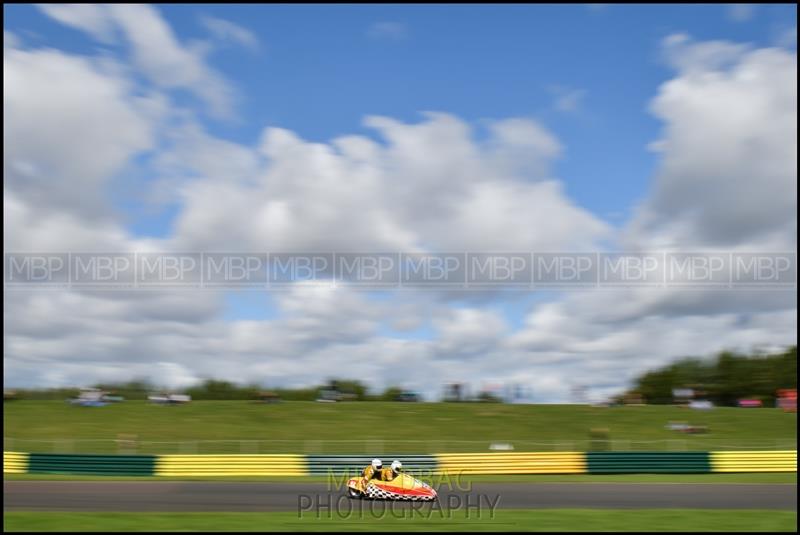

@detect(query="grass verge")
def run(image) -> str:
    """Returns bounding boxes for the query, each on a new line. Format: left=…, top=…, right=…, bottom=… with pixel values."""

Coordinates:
left=4, top=509, right=797, bottom=532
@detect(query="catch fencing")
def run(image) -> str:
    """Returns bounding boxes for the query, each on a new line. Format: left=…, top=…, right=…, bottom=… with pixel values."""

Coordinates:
left=4, top=437, right=796, bottom=455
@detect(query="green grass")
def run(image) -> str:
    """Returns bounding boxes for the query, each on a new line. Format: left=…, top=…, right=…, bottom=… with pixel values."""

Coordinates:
left=4, top=401, right=796, bottom=454
left=4, top=510, right=797, bottom=532
left=4, top=473, right=797, bottom=484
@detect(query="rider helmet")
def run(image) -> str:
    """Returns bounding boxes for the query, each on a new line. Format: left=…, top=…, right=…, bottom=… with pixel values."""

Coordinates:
left=371, top=458, right=383, bottom=470
left=391, top=460, right=403, bottom=474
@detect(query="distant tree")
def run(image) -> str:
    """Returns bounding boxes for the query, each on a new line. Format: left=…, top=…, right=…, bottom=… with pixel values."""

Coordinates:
left=186, top=379, right=242, bottom=400
left=380, top=386, right=403, bottom=401
left=476, top=391, right=503, bottom=403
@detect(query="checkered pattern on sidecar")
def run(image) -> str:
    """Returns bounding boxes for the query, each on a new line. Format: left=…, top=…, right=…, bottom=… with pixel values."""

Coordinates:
left=365, top=481, right=435, bottom=501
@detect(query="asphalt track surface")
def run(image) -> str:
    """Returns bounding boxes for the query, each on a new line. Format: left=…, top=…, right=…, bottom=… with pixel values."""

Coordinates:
left=4, top=482, right=797, bottom=512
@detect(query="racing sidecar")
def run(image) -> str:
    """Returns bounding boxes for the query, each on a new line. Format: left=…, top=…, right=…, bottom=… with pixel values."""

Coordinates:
left=347, top=472, right=438, bottom=501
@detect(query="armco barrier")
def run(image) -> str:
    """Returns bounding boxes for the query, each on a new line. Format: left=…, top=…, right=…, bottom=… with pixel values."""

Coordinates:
left=306, top=455, right=438, bottom=476
left=436, top=452, right=586, bottom=474
left=3, top=451, right=797, bottom=476
left=156, top=454, right=307, bottom=476
left=3, top=451, right=28, bottom=474
left=587, top=452, right=711, bottom=474
left=27, top=453, right=156, bottom=476
left=710, top=450, right=797, bottom=473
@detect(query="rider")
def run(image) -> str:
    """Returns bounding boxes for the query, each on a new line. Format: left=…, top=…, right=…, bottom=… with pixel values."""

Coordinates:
left=362, top=458, right=384, bottom=483
left=387, top=460, right=403, bottom=481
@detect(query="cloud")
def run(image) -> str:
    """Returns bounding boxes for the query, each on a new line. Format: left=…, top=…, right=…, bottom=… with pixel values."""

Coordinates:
left=200, top=15, right=260, bottom=52
left=107, top=5, right=236, bottom=119
left=548, top=85, right=586, bottom=113
left=163, top=112, right=608, bottom=253
left=4, top=44, right=159, bottom=223
left=661, top=33, right=750, bottom=73
left=433, top=308, right=508, bottom=359
left=37, top=4, right=117, bottom=43
left=37, top=3, right=236, bottom=118
left=504, top=34, right=797, bottom=398
left=633, top=34, right=797, bottom=247
left=727, top=4, right=756, bottom=23
left=2, top=25, right=796, bottom=402
left=4, top=30, right=20, bottom=48
left=3, top=23, right=610, bottom=397
left=367, top=22, right=407, bottom=41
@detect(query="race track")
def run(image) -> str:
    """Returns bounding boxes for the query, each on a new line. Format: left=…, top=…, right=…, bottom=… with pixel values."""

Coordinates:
left=4, top=481, right=797, bottom=512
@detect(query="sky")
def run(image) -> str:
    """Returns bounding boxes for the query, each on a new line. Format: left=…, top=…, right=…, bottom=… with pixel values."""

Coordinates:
left=3, top=4, right=797, bottom=402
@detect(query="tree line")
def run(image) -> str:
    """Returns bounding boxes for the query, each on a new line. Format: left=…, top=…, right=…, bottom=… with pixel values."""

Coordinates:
left=9, top=346, right=795, bottom=405
left=619, top=345, right=796, bottom=406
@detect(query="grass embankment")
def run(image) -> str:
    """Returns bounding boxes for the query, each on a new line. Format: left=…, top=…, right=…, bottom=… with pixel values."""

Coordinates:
left=4, top=401, right=796, bottom=454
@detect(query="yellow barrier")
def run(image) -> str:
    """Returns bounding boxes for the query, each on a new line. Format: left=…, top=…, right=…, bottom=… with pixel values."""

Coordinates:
left=155, top=454, right=307, bottom=476
left=437, top=452, right=586, bottom=474
left=3, top=451, right=29, bottom=474
left=711, top=451, right=797, bottom=473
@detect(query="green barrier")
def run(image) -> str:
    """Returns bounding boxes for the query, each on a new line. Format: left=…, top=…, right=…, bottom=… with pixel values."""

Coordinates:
left=28, top=453, right=156, bottom=476
left=587, top=452, right=711, bottom=474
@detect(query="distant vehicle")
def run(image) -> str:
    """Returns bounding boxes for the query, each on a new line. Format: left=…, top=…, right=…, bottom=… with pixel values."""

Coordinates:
left=395, top=391, right=420, bottom=402
left=738, top=399, right=763, bottom=408
left=257, top=391, right=281, bottom=403
left=148, top=393, right=191, bottom=404
left=665, top=421, right=709, bottom=434
left=776, top=389, right=797, bottom=412
left=316, top=387, right=358, bottom=402
left=316, top=389, right=340, bottom=402
left=69, top=388, right=108, bottom=407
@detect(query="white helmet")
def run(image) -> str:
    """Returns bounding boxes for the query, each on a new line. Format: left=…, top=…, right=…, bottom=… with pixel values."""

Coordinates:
left=371, top=458, right=383, bottom=470
left=391, top=460, right=403, bottom=474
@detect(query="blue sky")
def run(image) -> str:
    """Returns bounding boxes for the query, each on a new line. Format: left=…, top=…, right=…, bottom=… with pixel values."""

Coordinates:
left=4, top=4, right=797, bottom=399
